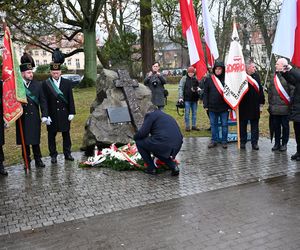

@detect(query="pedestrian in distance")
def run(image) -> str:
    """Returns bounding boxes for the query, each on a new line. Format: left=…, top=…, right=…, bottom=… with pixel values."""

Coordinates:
left=144, top=62, right=167, bottom=110
left=178, top=66, right=201, bottom=132
left=42, top=62, right=76, bottom=164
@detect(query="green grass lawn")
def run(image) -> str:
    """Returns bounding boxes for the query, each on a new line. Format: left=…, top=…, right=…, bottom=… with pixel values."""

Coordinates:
left=3, top=84, right=282, bottom=166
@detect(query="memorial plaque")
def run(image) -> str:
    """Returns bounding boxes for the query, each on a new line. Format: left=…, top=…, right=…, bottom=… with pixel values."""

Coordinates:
left=107, top=107, right=131, bottom=124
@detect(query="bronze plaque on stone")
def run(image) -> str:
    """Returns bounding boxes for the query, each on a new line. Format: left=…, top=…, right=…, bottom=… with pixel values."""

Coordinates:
left=106, top=107, right=131, bottom=124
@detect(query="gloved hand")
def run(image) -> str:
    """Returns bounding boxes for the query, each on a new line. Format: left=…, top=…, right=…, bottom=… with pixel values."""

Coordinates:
left=68, top=114, right=74, bottom=121
left=41, top=117, right=48, bottom=123
left=4, top=123, right=8, bottom=129
left=46, top=116, right=52, bottom=126
left=178, top=98, right=184, bottom=102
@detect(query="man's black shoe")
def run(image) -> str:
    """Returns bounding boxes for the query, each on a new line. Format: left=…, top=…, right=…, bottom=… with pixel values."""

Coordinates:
left=291, top=152, right=300, bottom=160
left=171, top=166, right=180, bottom=176
left=35, top=159, right=45, bottom=168
left=51, top=156, right=57, bottom=164
left=272, top=144, right=280, bottom=151
left=279, top=144, right=287, bottom=152
left=252, top=144, right=259, bottom=150
left=144, top=168, right=157, bottom=175
left=65, top=154, right=74, bottom=161
left=0, top=168, right=8, bottom=176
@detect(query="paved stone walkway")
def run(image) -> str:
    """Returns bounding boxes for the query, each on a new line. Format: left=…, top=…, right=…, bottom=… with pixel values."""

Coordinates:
left=0, top=137, right=300, bottom=249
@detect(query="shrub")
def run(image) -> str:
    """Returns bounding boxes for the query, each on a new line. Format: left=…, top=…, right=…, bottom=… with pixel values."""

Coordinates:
left=78, top=77, right=95, bottom=88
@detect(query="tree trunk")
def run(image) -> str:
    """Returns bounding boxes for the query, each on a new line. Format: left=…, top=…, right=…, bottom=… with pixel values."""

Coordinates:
left=140, top=0, right=154, bottom=77
left=83, top=28, right=97, bottom=83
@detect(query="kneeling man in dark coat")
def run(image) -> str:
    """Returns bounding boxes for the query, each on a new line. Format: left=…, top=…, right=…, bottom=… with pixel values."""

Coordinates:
left=134, top=106, right=183, bottom=175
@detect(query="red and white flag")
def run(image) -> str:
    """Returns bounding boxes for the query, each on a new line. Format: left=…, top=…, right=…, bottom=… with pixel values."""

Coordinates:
left=201, top=0, right=219, bottom=67
left=272, top=0, right=300, bottom=67
left=180, top=0, right=207, bottom=80
left=224, top=21, right=248, bottom=110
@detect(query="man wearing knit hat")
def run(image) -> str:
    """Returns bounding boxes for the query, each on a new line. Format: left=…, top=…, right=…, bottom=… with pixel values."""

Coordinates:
left=17, top=60, right=48, bottom=169
left=178, top=66, right=201, bottom=131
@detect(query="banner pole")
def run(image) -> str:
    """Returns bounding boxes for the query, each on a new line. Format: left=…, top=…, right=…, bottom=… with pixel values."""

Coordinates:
left=18, top=119, right=29, bottom=171
left=263, top=53, right=273, bottom=89
left=236, top=106, right=241, bottom=149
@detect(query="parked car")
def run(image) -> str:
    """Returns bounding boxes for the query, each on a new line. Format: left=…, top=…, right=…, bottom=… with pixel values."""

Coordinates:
left=61, top=74, right=81, bottom=87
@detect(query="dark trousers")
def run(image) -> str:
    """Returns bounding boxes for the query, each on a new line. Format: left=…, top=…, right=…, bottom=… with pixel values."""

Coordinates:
left=240, top=119, right=259, bottom=145
left=293, top=122, right=300, bottom=153
left=0, top=145, right=4, bottom=163
left=136, top=140, right=176, bottom=171
left=48, top=131, right=71, bottom=157
left=21, top=144, right=42, bottom=162
left=273, top=115, right=289, bottom=145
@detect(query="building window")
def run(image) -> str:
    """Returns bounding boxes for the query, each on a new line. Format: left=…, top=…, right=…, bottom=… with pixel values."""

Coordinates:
left=76, top=59, right=80, bottom=68
left=261, top=45, right=266, bottom=52
left=34, top=50, right=39, bottom=56
left=67, top=59, right=72, bottom=66
left=43, top=60, right=47, bottom=65
left=42, top=50, right=47, bottom=56
left=261, top=57, right=266, bottom=64
left=36, top=60, right=40, bottom=66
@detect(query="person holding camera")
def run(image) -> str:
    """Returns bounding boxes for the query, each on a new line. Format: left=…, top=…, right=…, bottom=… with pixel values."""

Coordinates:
left=279, top=59, right=300, bottom=160
left=144, top=62, right=167, bottom=110
left=178, top=66, right=201, bottom=131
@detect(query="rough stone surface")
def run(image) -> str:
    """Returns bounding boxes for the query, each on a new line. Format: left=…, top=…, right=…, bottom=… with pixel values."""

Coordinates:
left=82, top=69, right=152, bottom=148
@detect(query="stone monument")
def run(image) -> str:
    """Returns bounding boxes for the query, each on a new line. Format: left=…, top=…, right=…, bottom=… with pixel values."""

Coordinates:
left=82, top=69, right=153, bottom=152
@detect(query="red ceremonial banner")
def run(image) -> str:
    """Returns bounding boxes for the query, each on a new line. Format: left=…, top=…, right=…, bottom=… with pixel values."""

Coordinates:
left=2, top=26, right=25, bottom=124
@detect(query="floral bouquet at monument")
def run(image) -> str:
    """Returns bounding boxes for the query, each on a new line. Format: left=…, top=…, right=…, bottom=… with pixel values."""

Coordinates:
left=79, top=143, right=179, bottom=172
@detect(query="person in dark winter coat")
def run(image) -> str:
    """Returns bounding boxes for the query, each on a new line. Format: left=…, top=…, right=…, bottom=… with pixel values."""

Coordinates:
left=134, top=106, right=183, bottom=176
left=144, top=62, right=167, bottom=110
left=42, top=63, right=76, bottom=164
left=239, top=62, right=265, bottom=150
left=16, top=62, right=48, bottom=169
left=178, top=66, right=200, bottom=131
left=280, top=60, right=300, bottom=160
left=0, top=81, right=7, bottom=176
left=268, top=58, right=294, bottom=152
left=203, top=61, right=230, bottom=148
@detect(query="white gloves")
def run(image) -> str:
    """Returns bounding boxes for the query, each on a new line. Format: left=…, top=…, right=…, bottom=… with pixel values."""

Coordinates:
left=41, top=117, right=48, bottom=123
left=68, top=114, right=74, bottom=121
left=46, top=116, right=52, bottom=126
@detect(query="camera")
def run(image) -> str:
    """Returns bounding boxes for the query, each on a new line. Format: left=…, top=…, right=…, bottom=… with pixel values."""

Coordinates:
left=151, top=75, right=159, bottom=87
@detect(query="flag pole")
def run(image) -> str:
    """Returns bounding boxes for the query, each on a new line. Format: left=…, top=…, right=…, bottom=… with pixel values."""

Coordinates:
left=18, top=119, right=29, bottom=171
left=263, top=53, right=273, bottom=90
left=236, top=106, right=241, bottom=149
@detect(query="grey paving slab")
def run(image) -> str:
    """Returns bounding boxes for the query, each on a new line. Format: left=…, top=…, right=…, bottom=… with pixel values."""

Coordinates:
left=0, top=137, right=299, bottom=243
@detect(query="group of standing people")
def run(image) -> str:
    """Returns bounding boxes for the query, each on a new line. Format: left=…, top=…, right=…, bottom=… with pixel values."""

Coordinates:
left=0, top=56, right=76, bottom=176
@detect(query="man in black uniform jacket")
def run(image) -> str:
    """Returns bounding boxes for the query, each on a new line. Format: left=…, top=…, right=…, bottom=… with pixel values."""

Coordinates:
left=0, top=80, right=7, bottom=176
left=42, top=63, right=76, bottom=164
left=134, top=106, right=183, bottom=176
left=16, top=62, right=48, bottom=168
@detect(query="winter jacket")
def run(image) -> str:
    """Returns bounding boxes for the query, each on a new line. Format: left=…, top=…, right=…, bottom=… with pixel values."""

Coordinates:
left=282, top=68, right=300, bottom=122
left=268, top=72, right=293, bottom=116
left=178, top=75, right=200, bottom=102
left=144, top=72, right=166, bottom=107
left=203, top=61, right=230, bottom=112
left=239, top=72, right=265, bottom=120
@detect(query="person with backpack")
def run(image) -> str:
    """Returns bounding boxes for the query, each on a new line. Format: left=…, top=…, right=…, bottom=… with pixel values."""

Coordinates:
left=178, top=66, right=201, bottom=131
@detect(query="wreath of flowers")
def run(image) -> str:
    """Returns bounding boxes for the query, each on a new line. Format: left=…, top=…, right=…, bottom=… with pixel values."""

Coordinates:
left=79, top=143, right=179, bottom=172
